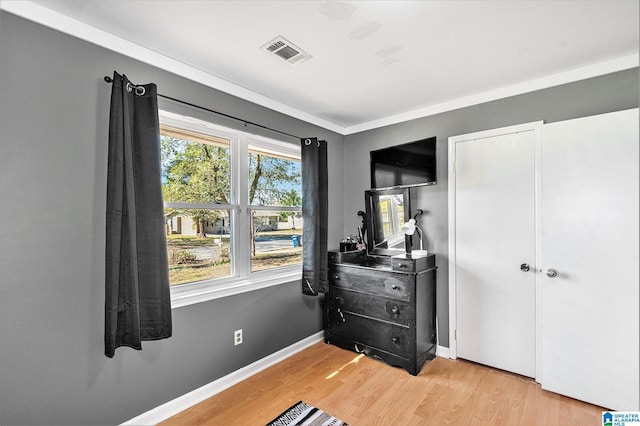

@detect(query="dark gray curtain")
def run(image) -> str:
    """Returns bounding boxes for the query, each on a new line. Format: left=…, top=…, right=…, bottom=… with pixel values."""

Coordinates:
left=105, top=71, right=172, bottom=358
left=301, top=137, right=328, bottom=295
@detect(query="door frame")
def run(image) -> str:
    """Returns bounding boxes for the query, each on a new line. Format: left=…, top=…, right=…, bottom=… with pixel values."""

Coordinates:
left=447, top=121, right=543, bottom=380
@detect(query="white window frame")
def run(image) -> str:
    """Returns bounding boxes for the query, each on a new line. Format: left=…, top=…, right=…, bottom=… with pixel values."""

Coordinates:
left=159, top=110, right=302, bottom=309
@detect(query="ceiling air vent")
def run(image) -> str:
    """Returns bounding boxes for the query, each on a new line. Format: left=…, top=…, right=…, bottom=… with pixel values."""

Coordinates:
left=261, top=36, right=312, bottom=65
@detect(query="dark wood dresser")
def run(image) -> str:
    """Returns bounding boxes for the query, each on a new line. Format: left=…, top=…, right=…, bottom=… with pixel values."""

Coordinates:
left=324, top=250, right=437, bottom=375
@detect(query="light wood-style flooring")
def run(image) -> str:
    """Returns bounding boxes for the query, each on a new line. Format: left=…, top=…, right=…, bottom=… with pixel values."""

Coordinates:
left=160, top=342, right=604, bottom=425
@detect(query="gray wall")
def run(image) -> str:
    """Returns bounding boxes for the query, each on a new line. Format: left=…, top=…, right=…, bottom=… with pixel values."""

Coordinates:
left=1, top=9, right=638, bottom=425
left=0, top=12, right=343, bottom=425
left=343, top=68, right=639, bottom=348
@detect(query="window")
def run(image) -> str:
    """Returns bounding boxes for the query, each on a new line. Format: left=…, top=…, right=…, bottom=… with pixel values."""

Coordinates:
left=159, top=111, right=302, bottom=307
left=248, top=141, right=302, bottom=272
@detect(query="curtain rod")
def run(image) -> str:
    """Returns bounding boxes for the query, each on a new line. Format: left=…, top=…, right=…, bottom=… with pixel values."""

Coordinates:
left=103, top=75, right=302, bottom=140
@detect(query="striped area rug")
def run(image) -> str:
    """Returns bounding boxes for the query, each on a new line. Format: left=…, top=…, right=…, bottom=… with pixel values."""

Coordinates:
left=266, top=401, right=348, bottom=426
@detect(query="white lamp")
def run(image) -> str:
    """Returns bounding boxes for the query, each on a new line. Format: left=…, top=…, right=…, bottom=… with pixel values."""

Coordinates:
left=402, top=212, right=428, bottom=257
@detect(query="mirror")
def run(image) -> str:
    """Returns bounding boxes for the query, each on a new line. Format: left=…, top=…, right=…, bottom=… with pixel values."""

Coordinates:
left=365, top=188, right=410, bottom=255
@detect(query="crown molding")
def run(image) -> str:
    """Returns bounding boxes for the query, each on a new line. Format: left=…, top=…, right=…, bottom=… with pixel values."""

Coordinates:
left=2, top=1, right=637, bottom=137
left=0, top=0, right=346, bottom=135
left=344, top=53, right=639, bottom=135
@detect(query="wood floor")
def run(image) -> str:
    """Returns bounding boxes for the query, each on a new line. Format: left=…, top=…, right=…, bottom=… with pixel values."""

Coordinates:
left=160, top=342, right=604, bottom=425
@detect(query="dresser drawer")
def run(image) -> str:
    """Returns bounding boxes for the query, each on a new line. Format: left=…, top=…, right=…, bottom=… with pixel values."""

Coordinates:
left=329, top=265, right=412, bottom=301
left=391, top=254, right=435, bottom=272
left=327, top=287, right=413, bottom=325
left=327, top=309, right=413, bottom=358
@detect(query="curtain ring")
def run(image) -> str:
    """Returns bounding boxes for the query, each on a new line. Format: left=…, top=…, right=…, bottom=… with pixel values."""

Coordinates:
left=126, top=82, right=146, bottom=96
left=304, top=138, right=312, bottom=146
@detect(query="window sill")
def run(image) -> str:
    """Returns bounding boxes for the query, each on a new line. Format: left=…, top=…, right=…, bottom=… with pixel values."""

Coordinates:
left=170, top=266, right=302, bottom=309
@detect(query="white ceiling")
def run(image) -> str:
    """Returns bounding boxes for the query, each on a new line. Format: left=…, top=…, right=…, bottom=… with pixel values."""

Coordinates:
left=3, top=1, right=639, bottom=134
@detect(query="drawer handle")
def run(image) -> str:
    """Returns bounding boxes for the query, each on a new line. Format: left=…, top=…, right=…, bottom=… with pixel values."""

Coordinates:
left=337, top=308, right=345, bottom=323
left=391, top=306, right=400, bottom=316
left=333, top=274, right=340, bottom=280
left=392, top=336, right=400, bottom=344
left=397, top=263, right=407, bottom=269
left=392, top=285, right=399, bottom=290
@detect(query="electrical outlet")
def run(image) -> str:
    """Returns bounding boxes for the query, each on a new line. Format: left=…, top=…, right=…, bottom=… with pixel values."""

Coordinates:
left=234, top=329, right=243, bottom=346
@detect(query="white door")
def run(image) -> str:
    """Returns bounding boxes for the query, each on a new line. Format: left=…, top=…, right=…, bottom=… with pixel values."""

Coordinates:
left=539, top=109, right=639, bottom=410
left=452, top=126, right=538, bottom=378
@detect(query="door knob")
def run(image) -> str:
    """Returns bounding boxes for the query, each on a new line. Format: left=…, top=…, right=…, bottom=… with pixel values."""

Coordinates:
left=520, top=263, right=530, bottom=272
left=546, top=268, right=558, bottom=278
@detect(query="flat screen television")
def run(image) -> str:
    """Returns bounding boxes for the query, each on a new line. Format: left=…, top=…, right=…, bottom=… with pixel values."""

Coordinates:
left=370, top=136, right=436, bottom=189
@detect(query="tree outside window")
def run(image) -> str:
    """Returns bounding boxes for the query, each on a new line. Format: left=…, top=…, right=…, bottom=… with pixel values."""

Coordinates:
left=159, top=115, right=302, bottom=286
left=248, top=145, right=302, bottom=271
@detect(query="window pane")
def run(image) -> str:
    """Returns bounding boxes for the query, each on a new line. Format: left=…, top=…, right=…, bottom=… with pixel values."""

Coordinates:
left=159, top=112, right=304, bottom=290
left=250, top=210, right=302, bottom=272
left=248, top=146, right=301, bottom=206
left=165, top=208, right=233, bottom=285
left=161, top=133, right=231, bottom=204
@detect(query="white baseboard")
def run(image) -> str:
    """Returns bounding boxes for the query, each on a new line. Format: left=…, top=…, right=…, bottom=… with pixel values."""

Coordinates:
left=436, top=345, right=450, bottom=359
left=122, top=331, right=325, bottom=425
left=123, top=333, right=450, bottom=425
